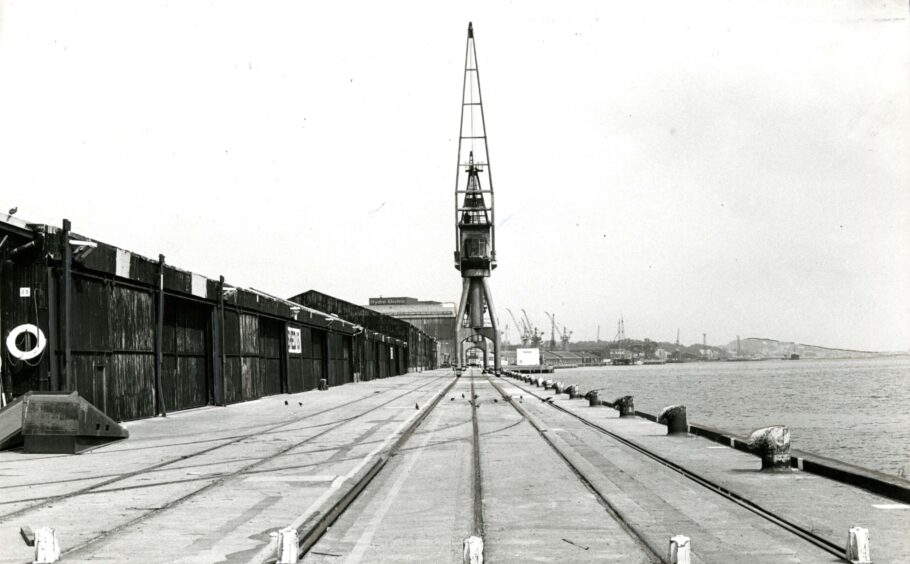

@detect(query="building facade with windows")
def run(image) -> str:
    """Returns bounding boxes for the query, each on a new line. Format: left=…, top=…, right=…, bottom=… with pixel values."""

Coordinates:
left=365, top=297, right=456, bottom=366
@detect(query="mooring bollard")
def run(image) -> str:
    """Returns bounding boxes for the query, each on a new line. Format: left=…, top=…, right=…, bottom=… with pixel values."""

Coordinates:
left=554, top=382, right=564, bottom=394
left=276, top=527, right=299, bottom=563
left=536, top=377, right=544, bottom=387
left=587, top=390, right=600, bottom=407
left=668, top=535, right=691, bottom=564
left=747, top=425, right=791, bottom=471
left=317, top=378, right=328, bottom=391
left=846, top=526, right=872, bottom=563
left=614, top=395, right=635, bottom=417
left=463, top=535, right=484, bottom=564
left=565, top=384, right=578, bottom=398
left=33, top=527, right=60, bottom=564
left=659, top=405, right=688, bottom=435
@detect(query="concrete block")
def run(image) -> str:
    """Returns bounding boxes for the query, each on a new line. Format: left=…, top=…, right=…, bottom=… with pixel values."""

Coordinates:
left=276, top=526, right=299, bottom=563
left=846, top=526, right=871, bottom=563
left=463, top=535, right=483, bottom=564
left=668, top=534, right=690, bottom=564
left=33, top=527, right=60, bottom=563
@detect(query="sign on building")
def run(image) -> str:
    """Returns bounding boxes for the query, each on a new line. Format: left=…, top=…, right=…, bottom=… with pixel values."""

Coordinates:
left=516, top=348, right=539, bottom=366
left=287, top=327, right=302, bottom=354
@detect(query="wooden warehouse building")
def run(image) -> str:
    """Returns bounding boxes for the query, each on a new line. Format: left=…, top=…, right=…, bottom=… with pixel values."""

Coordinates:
left=0, top=213, right=437, bottom=422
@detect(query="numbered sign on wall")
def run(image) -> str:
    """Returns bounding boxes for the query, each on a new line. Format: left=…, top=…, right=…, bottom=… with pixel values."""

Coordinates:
left=287, top=327, right=302, bottom=354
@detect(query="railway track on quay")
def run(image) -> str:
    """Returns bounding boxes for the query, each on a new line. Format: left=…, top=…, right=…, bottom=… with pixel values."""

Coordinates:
left=0, top=374, right=455, bottom=563
left=5, top=369, right=903, bottom=562
left=493, top=371, right=855, bottom=563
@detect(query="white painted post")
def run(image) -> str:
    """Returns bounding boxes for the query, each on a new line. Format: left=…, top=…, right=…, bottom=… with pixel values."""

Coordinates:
left=276, top=527, right=299, bottom=563
left=463, top=535, right=484, bottom=564
left=846, top=526, right=872, bottom=563
left=668, top=534, right=690, bottom=564
left=33, top=527, right=60, bottom=564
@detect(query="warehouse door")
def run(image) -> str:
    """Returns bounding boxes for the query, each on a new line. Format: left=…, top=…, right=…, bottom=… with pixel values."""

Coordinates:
left=342, top=336, right=352, bottom=384
left=258, top=317, right=283, bottom=397
left=162, top=297, right=211, bottom=412
left=311, top=329, right=326, bottom=385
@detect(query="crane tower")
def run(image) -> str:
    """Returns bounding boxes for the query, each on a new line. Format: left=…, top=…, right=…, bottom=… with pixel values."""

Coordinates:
left=453, top=23, right=500, bottom=372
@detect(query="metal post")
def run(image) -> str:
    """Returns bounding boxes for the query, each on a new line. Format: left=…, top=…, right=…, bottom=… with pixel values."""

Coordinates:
left=62, top=219, right=72, bottom=391
left=454, top=278, right=471, bottom=369
left=217, top=275, right=226, bottom=405
left=154, top=254, right=167, bottom=417
left=46, top=267, right=59, bottom=391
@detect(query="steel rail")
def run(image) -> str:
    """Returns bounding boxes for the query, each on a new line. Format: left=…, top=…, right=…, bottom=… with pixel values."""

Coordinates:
left=469, top=372, right=485, bottom=538
left=499, top=374, right=849, bottom=562
left=59, top=374, right=452, bottom=560
left=0, top=375, right=447, bottom=522
left=293, top=374, right=460, bottom=560
left=484, top=374, right=662, bottom=563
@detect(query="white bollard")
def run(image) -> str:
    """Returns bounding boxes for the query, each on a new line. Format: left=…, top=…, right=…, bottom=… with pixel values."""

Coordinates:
left=33, top=527, right=60, bottom=564
left=846, top=526, right=872, bottom=563
left=276, top=527, right=299, bottom=563
left=463, top=535, right=484, bottom=564
left=668, top=534, right=690, bottom=564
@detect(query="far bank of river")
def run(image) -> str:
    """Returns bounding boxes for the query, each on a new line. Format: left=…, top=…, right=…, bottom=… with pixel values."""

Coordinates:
left=556, top=356, right=910, bottom=477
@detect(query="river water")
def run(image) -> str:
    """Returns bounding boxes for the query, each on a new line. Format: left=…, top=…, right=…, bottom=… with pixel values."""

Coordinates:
left=549, top=356, right=910, bottom=477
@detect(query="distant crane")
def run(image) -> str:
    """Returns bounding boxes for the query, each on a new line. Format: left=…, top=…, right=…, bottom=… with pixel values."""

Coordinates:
left=611, top=317, right=631, bottom=364
left=506, top=308, right=530, bottom=347
left=544, top=311, right=557, bottom=350
left=521, top=309, right=544, bottom=348
left=559, top=325, right=572, bottom=351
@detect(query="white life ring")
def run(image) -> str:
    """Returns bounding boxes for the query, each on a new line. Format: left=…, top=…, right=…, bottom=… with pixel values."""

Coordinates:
left=6, top=324, right=47, bottom=361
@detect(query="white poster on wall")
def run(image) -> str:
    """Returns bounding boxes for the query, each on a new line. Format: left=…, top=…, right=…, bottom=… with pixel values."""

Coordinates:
left=287, top=327, right=302, bottom=354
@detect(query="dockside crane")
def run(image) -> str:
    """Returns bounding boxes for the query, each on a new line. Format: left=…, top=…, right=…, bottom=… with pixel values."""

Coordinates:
left=522, top=309, right=544, bottom=348
left=559, top=325, right=572, bottom=351
left=544, top=311, right=557, bottom=350
left=452, top=22, right=501, bottom=371
left=506, top=308, right=530, bottom=347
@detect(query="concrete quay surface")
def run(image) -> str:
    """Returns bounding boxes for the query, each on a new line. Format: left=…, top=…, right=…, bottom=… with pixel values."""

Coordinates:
left=0, top=372, right=452, bottom=563
left=1, top=368, right=908, bottom=563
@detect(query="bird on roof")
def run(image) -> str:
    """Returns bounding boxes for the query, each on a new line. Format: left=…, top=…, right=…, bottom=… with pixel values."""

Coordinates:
left=8, top=207, right=17, bottom=216
left=298, top=402, right=302, bottom=406
left=284, top=400, right=288, bottom=405
left=415, top=403, right=419, bottom=410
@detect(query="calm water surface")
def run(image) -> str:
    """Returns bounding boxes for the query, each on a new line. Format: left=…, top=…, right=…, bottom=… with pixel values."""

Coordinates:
left=553, top=357, right=910, bottom=477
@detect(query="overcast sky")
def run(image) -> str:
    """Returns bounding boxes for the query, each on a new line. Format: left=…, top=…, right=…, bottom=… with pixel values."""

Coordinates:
left=1, top=1, right=907, bottom=351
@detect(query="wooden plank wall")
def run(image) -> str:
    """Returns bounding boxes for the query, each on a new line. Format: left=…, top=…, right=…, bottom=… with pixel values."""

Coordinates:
left=2, top=243, right=439, bottom=423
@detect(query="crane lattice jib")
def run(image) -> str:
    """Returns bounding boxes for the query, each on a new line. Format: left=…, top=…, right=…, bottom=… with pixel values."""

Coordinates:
left=454, top=22, right=495, bottom=269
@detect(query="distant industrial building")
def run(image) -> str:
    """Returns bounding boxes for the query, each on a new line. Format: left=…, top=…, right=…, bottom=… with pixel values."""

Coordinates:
left=541, top=350, right=600, bottom=368
left=366, top=297, right=456, bottom=366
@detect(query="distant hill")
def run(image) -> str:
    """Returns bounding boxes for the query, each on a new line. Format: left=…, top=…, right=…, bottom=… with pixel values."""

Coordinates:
left=726, top=337, right=905, bottom=359
left=510, top=337, right=907, bottom=360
